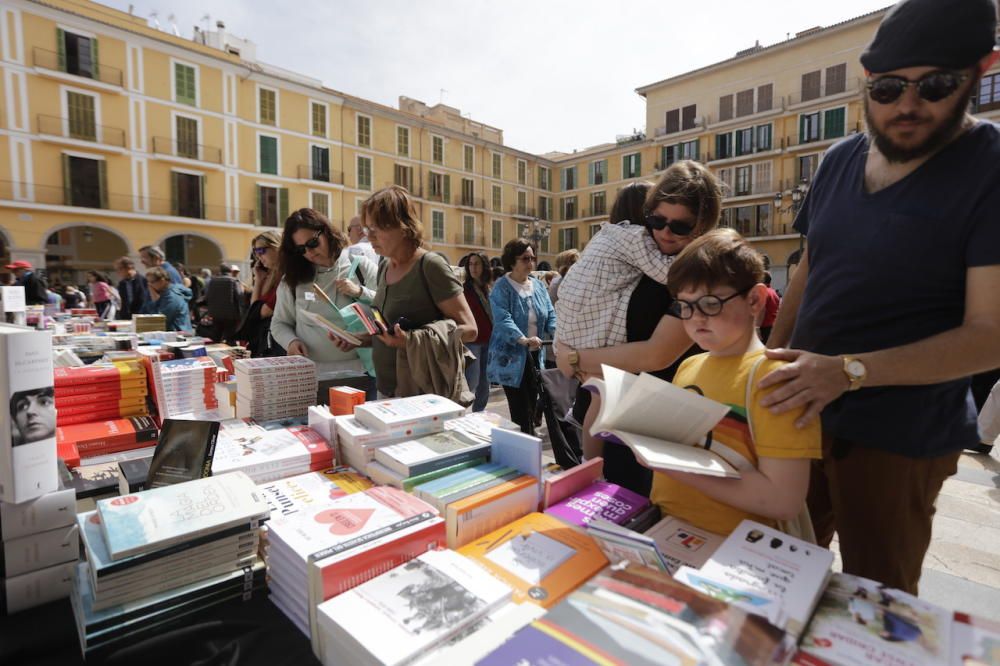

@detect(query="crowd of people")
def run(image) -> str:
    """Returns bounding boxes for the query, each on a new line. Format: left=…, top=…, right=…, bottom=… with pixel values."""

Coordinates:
left=0, top=0, right=997, bottom=597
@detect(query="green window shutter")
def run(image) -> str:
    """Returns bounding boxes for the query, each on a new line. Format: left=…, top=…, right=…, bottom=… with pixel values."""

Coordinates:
left=175, top=64, right=195, bottom=105
left=716, top=135, right=724, bottom=158
left=91, top=38, right=100, bottom=79
left=799, top=115, right=807, bottom=142
left=56, top=28, right=66, bottom=71
left=62, top=154, right=71, bottom=204
left=170, top=172, right=179, bottom=216
left=634, top=154, right=641, bottom=176
left=560, top=169, right=567, bottom=191
left=278, top=188, right=289, bottom=223
left=97, top=160, right=108, bottom=208
left=824, top=108, right=845, bottom=139
left=199, top=175, right=206, bottom=219
left=256, top=185, right=263, bottom=225
left=260, top=136, right=277, bottom=174
left=443, top=174, right=451, bottom=202
left=587, top=162, right=595, bottom=186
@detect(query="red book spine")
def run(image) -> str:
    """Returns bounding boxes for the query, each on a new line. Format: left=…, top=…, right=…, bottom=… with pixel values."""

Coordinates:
left=58, top=407, right=148, bottom=426
left=56, top=399, right=147, bottom=417
left=55, top=379, right=147, bottom=398
left=54, top=364, right=144, bottom=386
left=57, top=418, right=158, bottom=454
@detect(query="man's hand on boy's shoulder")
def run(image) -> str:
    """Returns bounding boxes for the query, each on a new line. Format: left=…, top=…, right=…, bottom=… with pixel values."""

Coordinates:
left=757, top=348, right=851, bottom=429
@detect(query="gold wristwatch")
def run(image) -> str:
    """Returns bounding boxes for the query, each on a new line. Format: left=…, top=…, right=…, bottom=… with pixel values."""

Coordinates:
left=842, top=355, right=867, bottom=391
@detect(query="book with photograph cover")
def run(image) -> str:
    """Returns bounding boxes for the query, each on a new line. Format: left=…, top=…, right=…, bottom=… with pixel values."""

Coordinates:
left=147, top=419, right=220, bottom=488
left=950, top=612, right=1000, bottom=666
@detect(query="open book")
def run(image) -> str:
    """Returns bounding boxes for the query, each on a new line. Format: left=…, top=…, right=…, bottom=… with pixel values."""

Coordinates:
left=584, top=364, right=737, bottom=478
left=300, top=310, right=363, bottom=346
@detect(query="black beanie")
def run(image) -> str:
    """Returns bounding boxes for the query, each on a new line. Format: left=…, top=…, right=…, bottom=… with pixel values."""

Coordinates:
left=860, top=0, right=998, bottom=73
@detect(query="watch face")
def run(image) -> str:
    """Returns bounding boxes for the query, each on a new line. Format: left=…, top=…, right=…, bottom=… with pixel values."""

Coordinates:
left=847, top=360, right=865, bottom=377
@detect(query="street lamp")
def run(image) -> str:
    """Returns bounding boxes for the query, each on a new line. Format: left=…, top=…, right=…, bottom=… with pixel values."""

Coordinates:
left=520, top=217, right=551, bottom=251
left=774, top=179, right=809, bottom=250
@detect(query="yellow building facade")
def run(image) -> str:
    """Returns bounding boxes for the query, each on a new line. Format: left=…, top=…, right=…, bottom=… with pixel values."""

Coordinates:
left=1, top=1, right=998, bottom=290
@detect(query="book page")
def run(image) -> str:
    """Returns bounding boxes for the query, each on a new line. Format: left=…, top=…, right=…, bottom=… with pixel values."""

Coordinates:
left=615, top=431, right=739, bottom=478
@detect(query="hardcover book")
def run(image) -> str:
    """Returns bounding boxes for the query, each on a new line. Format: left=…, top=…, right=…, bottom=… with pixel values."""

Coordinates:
left=0, top=487, right=76, bottom=541
left=353, top=394, right=465, bottom=433
left=1, top=560, right=75, bottom=615
left=0, top=523, right=79, bottom=577
left=95, top=472, right=268, bottom=561
left=147, top=419, right=221, bottom=488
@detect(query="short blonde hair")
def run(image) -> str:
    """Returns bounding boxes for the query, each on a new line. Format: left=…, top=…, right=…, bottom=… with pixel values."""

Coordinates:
left=554, top=249, right=581, bottom=276
left=361, top=186, right=424, bottom=249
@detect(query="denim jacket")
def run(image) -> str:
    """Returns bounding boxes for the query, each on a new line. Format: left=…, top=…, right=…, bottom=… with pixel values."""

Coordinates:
left=487, top=276, right=557, bottom=387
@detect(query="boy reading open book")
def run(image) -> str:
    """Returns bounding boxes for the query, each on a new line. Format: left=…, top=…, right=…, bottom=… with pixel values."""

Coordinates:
left=604, top=229, right=820, bottom=535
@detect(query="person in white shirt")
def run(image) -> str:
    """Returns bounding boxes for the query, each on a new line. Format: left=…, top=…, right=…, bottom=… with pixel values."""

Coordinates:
left=345, top=215, right=380, bottom=266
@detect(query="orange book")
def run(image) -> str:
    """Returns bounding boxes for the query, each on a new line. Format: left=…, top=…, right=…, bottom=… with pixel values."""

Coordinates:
left=53, top=361, right=145, bottom=386
left=457, top=512, right=609, bottom=608
left=56, top=395, right=147, bottom=417
left=318, top=468, right=374, bottom=494
left=445, top=474, right=538, bottom=549
left=57, top=404, right=149, bottom=426
left=328, top=386, right=366, bottom=416
left=55, top=377, right=147, bottom=398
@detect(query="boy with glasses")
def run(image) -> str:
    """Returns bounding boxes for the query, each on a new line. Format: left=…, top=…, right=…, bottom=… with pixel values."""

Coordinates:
left=762, top=0, right=1000, bottom=593
left=647, top=229, right=821, bottom=536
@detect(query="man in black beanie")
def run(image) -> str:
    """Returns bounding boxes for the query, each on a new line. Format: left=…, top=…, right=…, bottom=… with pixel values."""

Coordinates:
left=760, top=0, right=1000, bottom=595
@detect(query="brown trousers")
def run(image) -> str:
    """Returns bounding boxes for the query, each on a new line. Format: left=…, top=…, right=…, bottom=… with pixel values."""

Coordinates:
left=807, top=435, right=960, bottom=595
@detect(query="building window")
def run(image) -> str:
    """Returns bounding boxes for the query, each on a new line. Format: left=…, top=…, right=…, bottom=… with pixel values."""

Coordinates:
left=755, top=204, right=771, bottom=236
left=661, top=144, right=678, bottom=169
left=394, top=164, right=413, bottom=190
left=311, top=145, right=330, bottom=181
left=977, top=73, right=1000, bottom=112
left=357, top=115, right=371, bottom=148
left=517, top=159, right=527, bottom=185
left=516, top=190, right=527, bottom=215
left=59, top=30, right=95, bottom=78
left=259, top=87, right=276, bottom=125
left=622, top=153, right=641, bottom=179
left=823, top=107, right=846, bottom=140
left=798, top=154, right=819, bottom=182
left=826, top=63, right=847, bottom=95
left=396, top=126, right=410, bottom=156
left=736, top=89, right=754, bottom=117
left=717, top=167, right=732, bottom=190
left=66, top=91, right=96, bottom=141
left=461, top=178, right=475, bottom=207
left=561, top=166, right=577, bottom=191
left=754, top=162, right=772, bottom=194
left=719, top=94, right=734, bottom=122
left=431, top=210, right=445, bottom=242
left=680, top=139, right=700, bottom=161
left=491, top=184, right=502, bottom=212
left=559, top=228, right=578, bottom=252
left=463, top=215, right=476, bottom=244
left=175, top=116, right=199, bottom=159
left=715, top=133, right=733, bottom=160
left=561, top=196, right=577, bottom=221
left=489, top=153, right=501, bottom=179
left=538, top=166, right=550, bottom=190
left=591, top=191, right=606, bottom=217
left=589, top=224, right=601, bottom=240
left=311, top=102, right=327, bottom=137
left=801, top=70, right=821, bottom=102
left=357, top=156, right=372, bottom=190
left=756, top=124, right=773, bottom=151
left=538, top=196, right=551, bottom=221
left=665, top=109, right=680, bottom=134
left=256, top=185, right=287, bottom=227
left=175, top=62, right=197, bottom=106
left=757, top=84, right=773, bottom=112
left=429, top=172, right=445, bottom=199
left=588, top=159, right=607, bottom=186
left=311, top=191, right=330, bottom=217
left=172, top=172, right=204, bottom=218
left=734, top=166, right=752, bottom=196
left=735, top=128, right=754, bottom=156
left=491, top=219, right=503, bottom=248
left=800, top=112, right=821, bottom=143
left=464, top=145, right=474, bottom=172
left=259, top=135, right=278, bottom=175
left=681, top=104, right=697, bottom=131
left=430, top=136, right=443, bottom=165
left=64, top=154, right=105, bottom=208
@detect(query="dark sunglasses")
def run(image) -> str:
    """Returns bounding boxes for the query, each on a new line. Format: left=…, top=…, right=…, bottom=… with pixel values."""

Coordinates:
left=295, top=230, right=322, bottom=255
left=672, top=287, right=752, bottom=320
left=645, top=214, right=695, bottom=237
left=866, top=71, right=969, bottom=105
left=252, top=246, right=269, bottom=256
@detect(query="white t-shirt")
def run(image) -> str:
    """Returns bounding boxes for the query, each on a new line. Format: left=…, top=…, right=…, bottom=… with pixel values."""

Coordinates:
left=507, top=274, right=537, bottom=339
left=346, top=240, right=380, bottom=266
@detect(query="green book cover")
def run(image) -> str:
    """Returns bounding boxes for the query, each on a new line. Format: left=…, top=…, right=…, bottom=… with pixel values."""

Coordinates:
left=402, top=458, right=487, bottom=493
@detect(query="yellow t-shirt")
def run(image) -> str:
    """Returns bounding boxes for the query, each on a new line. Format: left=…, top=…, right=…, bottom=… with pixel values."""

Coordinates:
left=649, top=349, right=821, bottom=535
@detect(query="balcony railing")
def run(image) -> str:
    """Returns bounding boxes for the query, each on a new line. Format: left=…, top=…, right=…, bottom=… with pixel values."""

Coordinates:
left=580, top=208, right=607, bottom=219
left=510, top=206, right=536, bottom=217
left=37, top=114, right=125, bottom=148
left=152, top=136, right=222, bottom=164
left=782, top=121, right=862, bottom=148
left=725, top=179, right=775, bottom=198
left=297, top=164, right=344, bottom=184
left=425, top=191, right=451, bottom=204
left=561, top=209, right=578, bottom=222
left=0, top=179, right=251, bottom=222
left=453, top=232, right=487, bottom=246
left=788, top=78, right=863, bottom=106
left=459, top=196, right=485, bottom=209
left=33, top=47, right=123, bottom=87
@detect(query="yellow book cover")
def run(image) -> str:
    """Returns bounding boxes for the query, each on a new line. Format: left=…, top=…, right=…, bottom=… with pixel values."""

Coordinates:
left=446, top=475, right=539, bottom=549
left=458, top=512, right=609, bottom=608
left=319, top=468, right=374, bottom=495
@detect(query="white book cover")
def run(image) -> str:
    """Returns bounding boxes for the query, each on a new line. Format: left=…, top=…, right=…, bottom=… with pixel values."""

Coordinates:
left=1, top=560, right=75, bottom=614
left=374, top=431, right=486, bottom=476
left=335, top=414, right=443, bottom=449
left=212, top=426, right=333, bottom=481
left=0, top=325, right=57, bottom=504
left=258, top=472, right=349, bottom=520
left=682, top=519, right=833, bottom=636
left=485, top=530, right=576, bottom=585
left=411, top=600, right=545, bottom=666
left=308, top=405, right=337, bottom=446
left=1, top=523, right=79, bottom=577
left=353, top=395, right=465, bottom=433
left=317, top=549, right=511, bottom=666
left=645, top=514, right=724, bottom=573
left=0, top=487, right=76, bottom=541
left=797, top=572, right=952, bottom=666
left=95, top=472, right=269, bottom=561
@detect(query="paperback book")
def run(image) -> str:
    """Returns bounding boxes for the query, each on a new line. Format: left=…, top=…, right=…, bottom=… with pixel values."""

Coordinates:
left=259, top=470, right=371, bottom=520
left=353, top=394, right=466, bottom=433
left=0, top=523, right=79, bottom=577
left=543, top=457, right=650, bottom=528
left=374, top=430, right=491, bottom=478
left=1, top=560, right=75, bottom=615
left=147, top=419, right=220, bottom=488
left=212, top=424, right=334, bottom=484
left=0, top=487, right=76, bottom=541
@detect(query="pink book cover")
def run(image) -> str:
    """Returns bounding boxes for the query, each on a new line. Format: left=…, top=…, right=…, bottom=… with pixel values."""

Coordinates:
left=542, top=457, right=604, bottom=509
left=545, top=479, right=650, bottom=528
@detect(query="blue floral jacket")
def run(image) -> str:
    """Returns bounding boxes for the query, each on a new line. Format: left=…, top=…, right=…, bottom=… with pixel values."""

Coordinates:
left=487, top=276, right=557, bottom=387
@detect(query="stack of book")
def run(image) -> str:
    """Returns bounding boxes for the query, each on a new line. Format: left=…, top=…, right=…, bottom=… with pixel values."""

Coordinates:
left=71, top=472, right=269, bottom=658
left=57, top=416, right=159, bottom=469
left=131, top=314, right=166, bottom=333
left=327, top=386, right=365, bottom=416
left=212, top=419, right=336, bottom=484
left=152, top=356, right=220, bottom=418
left=542, top=457, right=651, bottom=528
left=1, top=488, right=79, bottom=614
left=234, top=356, right=317, bottom=421
left=258, top=469, right=372, bottom=522
left=365, top=430, right=490, bottom=488
left=264, top=485, right=445, bottom=651
left=335, top=414, right=443, bottom=472
left=53, top=361, right=149, bottom=426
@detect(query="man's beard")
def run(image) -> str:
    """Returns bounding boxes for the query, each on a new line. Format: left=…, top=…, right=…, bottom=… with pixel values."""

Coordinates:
left=864, top=82, right=974, bottom=163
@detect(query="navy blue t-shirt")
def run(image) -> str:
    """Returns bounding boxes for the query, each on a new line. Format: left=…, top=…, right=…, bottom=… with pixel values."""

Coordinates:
left=791, top=122, right=1000, bottom=457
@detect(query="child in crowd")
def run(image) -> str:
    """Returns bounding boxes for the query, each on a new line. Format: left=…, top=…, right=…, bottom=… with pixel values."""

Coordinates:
left=649, top=229, right=821, bottom=535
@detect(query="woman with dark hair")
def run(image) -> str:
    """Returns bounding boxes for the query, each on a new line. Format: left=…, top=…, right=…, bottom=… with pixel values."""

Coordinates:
left=236, top=230, right=285, bottom=357
left=462, top=252, right=494, bottom=411
left=609, top=180, right=651, bottom=225
left=269, top=208, right=377, bottom=375
left=487, top=240, right=557, bottom=435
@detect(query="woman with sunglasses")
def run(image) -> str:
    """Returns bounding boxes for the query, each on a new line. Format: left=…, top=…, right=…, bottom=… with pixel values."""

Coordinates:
left=236, top=230, right=285, bottom=357
left=270, top=208, right=377, bottom=377
left=487, top=239, right=557, bottom=435
left=462, top=252, right=495, bottom=412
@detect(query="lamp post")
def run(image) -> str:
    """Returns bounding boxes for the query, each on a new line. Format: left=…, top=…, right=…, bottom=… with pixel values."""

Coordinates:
left=520, top=217, right=551, bottom=253
left=774, top=179, right=809, bottom=251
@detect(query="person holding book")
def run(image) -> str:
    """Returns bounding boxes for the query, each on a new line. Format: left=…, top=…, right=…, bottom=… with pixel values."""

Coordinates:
left=646, top=229, right=821, bottom=536
left=270, top=208, right=377, bottom=379
left=140, top=267, right=193, bottom=332
left=759, top=0, right=1000, bottom=594
left=487, top=239, right=557, bottom=435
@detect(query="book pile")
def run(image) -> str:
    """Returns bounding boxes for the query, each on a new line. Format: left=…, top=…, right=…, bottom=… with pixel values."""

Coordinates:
left=152, top=356, right=220, bottom=418
left=70, top=472, right=269, bottom=658
left=57, top=417, right=159, bottom=470
left=365, top=430, right=491, bottom=488
left=542, top=457, right=651, bottom=528
left=234, top=356, right=317, bottom=421
left=258, top=469, right=372, bottom=522
left=264, top=485, right=445, bottom=649
left=327, top=385, right=365, bottom=416
left=212, top=418, right=336, bottom=484
left=54, top=361, right=150, bottom=426
left=131, top=314, right=166, bottom=333
left=586, top=513, right=723, bottom=575
left=1, top=488, right=79, bottom=615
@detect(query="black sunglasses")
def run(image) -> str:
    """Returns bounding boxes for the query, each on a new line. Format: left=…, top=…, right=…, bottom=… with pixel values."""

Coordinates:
left=645, top=214, right=695, bottom=237
left=295, top=230, right=322, bottom=255
left=672, top=287, right=752, bottom=320
left=866, top=71, right=969, bottom=105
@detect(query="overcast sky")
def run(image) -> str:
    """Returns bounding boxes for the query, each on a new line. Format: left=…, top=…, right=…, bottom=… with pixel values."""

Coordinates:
left=107, top=0, right=891, bottom=155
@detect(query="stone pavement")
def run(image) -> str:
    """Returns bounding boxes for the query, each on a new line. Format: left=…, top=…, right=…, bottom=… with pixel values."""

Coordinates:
left=484, top=386, right=1000, bottom=618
